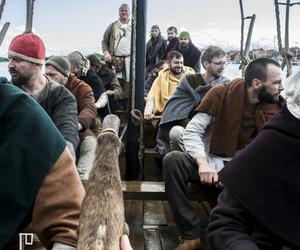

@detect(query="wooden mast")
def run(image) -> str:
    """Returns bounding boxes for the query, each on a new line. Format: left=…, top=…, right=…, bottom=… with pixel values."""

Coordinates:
left=25, top=0, right=35, bottom=33
left=0, top=0, right=10, bottom=47
left=274, top=0, right=300, bottom=77
left=125, top=0, right=147, bottom=180
left=239, top=0, right=256, bottom=76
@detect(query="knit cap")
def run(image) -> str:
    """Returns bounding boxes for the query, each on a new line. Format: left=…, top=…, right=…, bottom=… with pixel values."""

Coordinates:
left=151, top=25, right=160, bottom=31
left=284, top=69, right=300, bottom=119
left=45, top=56, right=71, bottom=77
left=8, top=33, right=45, bottom=64
left=179, top=31, right=191, bottom=41
left=67, top=51, right=90, bottom=76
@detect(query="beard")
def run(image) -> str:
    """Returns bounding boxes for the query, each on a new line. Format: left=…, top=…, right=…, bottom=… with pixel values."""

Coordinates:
left=258, top=86, right=278, bottom=104
left=9, top=68, right=32, bottom=87
left=210, top=70, right=223, bottom=79
left=170, top=67, right=183, bottom=75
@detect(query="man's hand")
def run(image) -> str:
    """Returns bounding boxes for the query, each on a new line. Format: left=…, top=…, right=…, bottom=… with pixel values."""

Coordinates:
left=106, top=90, right=114, bottom=96
left=78, top=122, right=83, bottom=131
left=144, top=113, right=156, bottom=120
left=120, top=235, right=133, bottom=250
left=104, top=51, right=112, bottom=63
left=196, top=157, right=218, bottom=184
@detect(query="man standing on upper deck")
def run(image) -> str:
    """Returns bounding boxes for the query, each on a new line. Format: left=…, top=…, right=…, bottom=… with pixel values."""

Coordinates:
left=161, top=26, right=179, bottom=60
left=101, top=3, right=131, bottom=111
left=175, top=31, right=201, bottom=73
left=146, top=25, right=167, bottom=78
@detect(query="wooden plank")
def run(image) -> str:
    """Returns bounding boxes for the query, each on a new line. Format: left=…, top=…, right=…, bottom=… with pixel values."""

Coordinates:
left=122, top=181, right=167, bottom=200
left=125, top=200, right=145, bottom=250
left=144, top=148, right=163, bottom=158
left=144, top=229, right=162, bottom=250
left=122, top=181, right=204, bottom=201
left=144, top=201, right=167, bottom=226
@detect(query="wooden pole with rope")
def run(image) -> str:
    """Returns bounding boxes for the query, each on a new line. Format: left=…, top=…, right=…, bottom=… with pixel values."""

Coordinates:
left=239, top=0, right=255, bottom=76
left=274, top=0, right=300, bottom=77
left=125, top=0, right=147, bottom=180
left=284, top=0, right=292, bottom=76
left=239, top=0, right=245, bottom=76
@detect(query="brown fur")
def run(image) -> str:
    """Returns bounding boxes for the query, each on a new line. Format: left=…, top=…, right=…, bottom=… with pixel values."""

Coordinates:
left=78, top=131, right=125, bottom=250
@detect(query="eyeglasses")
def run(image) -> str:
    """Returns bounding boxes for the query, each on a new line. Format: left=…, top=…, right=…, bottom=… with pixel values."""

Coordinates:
left=210, top=61, right=227, bottom=66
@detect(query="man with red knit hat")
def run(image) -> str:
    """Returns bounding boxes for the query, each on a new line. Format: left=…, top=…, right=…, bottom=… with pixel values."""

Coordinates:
left=3, top=33, right=86, bottom=250
left=8, top=32, right=79, bottom=159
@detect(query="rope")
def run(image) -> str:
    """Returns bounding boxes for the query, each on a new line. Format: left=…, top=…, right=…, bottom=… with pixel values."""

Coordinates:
left=239, top=54, right=251, bottom=71
left=131, top=109, right=144, bottom=180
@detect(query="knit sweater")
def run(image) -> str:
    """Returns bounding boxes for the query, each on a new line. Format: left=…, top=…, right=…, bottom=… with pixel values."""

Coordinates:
left=33, top=76, right=79, bottom=151
left=66, top=74, right=97, bottom=132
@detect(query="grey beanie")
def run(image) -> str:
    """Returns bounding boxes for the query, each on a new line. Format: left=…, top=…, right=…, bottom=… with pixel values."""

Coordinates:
left=151, top=25, right=160, bottom=31
left=45, top=56, right=70, bottom=77
left=67, top=51, right=90, bottom=76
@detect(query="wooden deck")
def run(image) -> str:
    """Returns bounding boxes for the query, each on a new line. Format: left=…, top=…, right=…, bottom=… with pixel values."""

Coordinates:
left=122, top=147, right=213, bottom=250
left=125, top=200, right=212, bottom=250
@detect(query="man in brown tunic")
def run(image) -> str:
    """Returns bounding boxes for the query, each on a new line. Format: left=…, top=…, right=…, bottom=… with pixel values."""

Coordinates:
left=45, top=56, right=97, bottom=180
left=163, top=58, right=284, bottom=250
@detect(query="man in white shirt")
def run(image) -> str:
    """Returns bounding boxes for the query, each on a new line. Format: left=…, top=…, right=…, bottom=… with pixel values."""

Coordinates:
left=163, top=57, right=284, bottom=250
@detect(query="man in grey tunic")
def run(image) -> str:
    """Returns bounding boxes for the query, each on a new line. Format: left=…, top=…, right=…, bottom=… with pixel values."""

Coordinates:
left=156, top=46, right=229, bottom=155
left=8, top=33, right=79, bottom=159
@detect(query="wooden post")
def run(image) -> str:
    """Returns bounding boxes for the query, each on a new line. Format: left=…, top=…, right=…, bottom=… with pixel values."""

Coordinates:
left=0, top=0, right=6, bottom=21
left=0, top=22, right=9, bottom=46
left=125, top=0, right=147, bottom=180
left=285, top=0, right=292, bottom=76
left=25, top=0, right=35, bottom=33
left=244, top=14, right=256, bottom=57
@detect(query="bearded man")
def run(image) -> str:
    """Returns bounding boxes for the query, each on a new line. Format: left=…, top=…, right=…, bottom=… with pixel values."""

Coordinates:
left=163, top=57, right=284, bottom=250
left=156, top=46, right=230, bottom=155
left=144, top=51, right=194, bottom=120
left=145, top=24, right=167, bottom=77
left=8, top=33, right=79, bottom=159
left=175, top=31, right=201, bottom=73
left=207, top=67, right=300, bottom=250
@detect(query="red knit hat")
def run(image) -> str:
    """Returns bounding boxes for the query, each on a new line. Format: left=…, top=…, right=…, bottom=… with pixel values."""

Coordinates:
left=8, top=33, right=45, bottom=64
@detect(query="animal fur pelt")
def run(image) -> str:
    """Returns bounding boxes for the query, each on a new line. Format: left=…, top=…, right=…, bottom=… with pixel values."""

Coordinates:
left=78, top=129, right=127, bottom=250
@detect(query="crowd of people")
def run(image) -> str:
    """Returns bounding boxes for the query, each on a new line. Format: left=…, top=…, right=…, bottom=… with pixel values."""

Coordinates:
left=1, top=2, right=300, bottom=250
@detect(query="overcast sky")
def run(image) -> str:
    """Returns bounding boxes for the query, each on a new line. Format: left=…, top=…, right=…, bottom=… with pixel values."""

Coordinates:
left=0, top=0, right=300, bottom=57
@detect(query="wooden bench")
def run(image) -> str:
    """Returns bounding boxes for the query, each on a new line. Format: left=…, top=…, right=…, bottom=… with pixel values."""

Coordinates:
left=144, top=148, right=163, bottom=159
left=122, top=181, right=205, bottom=201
